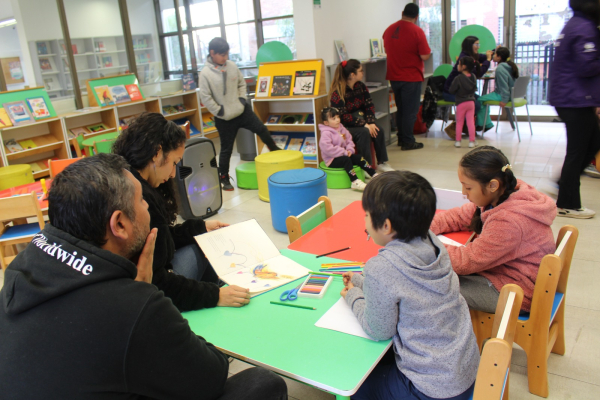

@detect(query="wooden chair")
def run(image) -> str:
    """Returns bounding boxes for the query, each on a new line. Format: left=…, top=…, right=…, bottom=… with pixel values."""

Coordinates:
left=93, top=138, right=116, bottom=154
left=470, top=225, right=579, bottom=397
left=0, top=191, right=46, bottom=269
left=286, top=196, right=332, bottom=243
left=48, top=157, right=84, bottom=178
left=472, top=338, right=513, bottom=400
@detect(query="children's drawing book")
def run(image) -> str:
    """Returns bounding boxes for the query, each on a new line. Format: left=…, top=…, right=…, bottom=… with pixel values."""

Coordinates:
left=293, top=70, right=316, bottom=96
left=287, top=138, right=304, bottom=151
left=271, top=75, right=292, bottom=96
left=125, top=84, right=143, bottom=101
left=26, top=97, right=50, bottom=120
left=95, top=85, right=115, bottom=106
left=256, top=76, right=271, bottom=98
left=195, top=219, right=310, bottom=296
left=0, top=108, right=13, bottom=128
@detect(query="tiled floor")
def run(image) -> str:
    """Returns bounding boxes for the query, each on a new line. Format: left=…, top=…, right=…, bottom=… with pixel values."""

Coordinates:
left=2, top=119, right=599, bottom=399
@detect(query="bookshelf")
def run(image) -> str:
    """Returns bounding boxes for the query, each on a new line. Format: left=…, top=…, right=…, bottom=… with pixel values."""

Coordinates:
left=157, top=90, right=202, bottom=136
left=62, top=108, right=118, bottom=157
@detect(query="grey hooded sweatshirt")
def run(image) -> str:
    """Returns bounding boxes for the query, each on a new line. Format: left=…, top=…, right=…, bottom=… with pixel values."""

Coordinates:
left=448, top=72, right=477, bottom=105
left=345, top=232, right=480, bottom=398
left=199, top=56, right=247, bottom=121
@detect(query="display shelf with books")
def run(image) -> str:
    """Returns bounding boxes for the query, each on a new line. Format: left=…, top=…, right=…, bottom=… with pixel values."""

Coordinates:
left=62, top=108, right=118, bottom=157
left=157, top=91, right=201, bottom=136
left=28, top=40, right=71, bottom=99
left=200, top=107, right=218, bottom=138
left=132, top=34, right=160, bottom=84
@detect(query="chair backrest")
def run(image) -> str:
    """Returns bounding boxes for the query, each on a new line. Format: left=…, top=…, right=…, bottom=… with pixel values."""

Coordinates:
left=286, top=196, right=333, bottom=243
left=472, top=338, right=512, bottom=400
left=49, top=157, right=83, bottom=178
left=433, top=64, right=453, bottom=78
left=93, top=138, right=116, bottom=154
left=554, top=225, right=578, bottom=296
left=0, top=191, right=45, bottom=229
left=491, top=284, right=524, bottom=346
left=511, top=76, right=530, bottom=99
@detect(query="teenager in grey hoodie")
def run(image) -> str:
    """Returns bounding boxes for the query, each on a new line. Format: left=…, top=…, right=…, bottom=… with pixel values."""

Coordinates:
left=199, top=37, right=280, bottom=191
left=343, top=171, right=480, bottom=400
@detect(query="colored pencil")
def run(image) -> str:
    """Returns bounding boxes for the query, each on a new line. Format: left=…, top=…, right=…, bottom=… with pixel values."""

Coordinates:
left=316, top=247, right=351, bottom=258
left=319, top=266, right=363, bottom=271
left=308, top=271, right=343, bottom=277
left=270, top=301, right=315, bottom=310
left=321, top=262, right=364, bottom=266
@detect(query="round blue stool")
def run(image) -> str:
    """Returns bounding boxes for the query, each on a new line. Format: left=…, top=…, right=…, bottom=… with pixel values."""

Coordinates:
left=268, top=168, right=327, bottom=233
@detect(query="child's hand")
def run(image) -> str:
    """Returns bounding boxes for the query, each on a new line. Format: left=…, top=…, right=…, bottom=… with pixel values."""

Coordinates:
left=342, top=271, right=354, bottom=286
left=347, top=150, right=352, bottom=157
left=340, top=281, right=355, bottom=298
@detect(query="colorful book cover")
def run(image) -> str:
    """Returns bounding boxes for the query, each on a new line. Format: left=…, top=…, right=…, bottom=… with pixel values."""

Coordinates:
left=271, top=75, right=292, bottom=96
left=293, top=70, right=316, bottom=96
left=39, top=58, right=52, bottom=71
left=266, top=114, right=281, bottom=124
left=4, top=139, right=22, bottom=153
left=37, top=42, right=48, bottom=55
left=182, top=73, right=196, bottom=91
left=0, top=108, right=13, bottom=128
left=69, top=127, right=89, bottom=139
left=202, top=113, right=215, bottom=129
left=301, top=137, right=317, bottom=155
left=18, top=139, right=37, bottom=150
left=271, top=135, right=289, bottom=149
left=280, top=114, right=304, bottom=124
left=287, top=138, right=304, bottom=151
left=26, top=97, right=51, bottom=120
left=101, top=55, right=113, bottom=67
left=86, top=123, right=108, bottom=133
left=110, top=85, right=131, bottom=104
left=334, top=40, right=349, bottom=62
left=256, top=76, right=271, bottom=98
left=94, top=85, right=115, bottom=106
left=3, top=101, right=34, bottom=126
left=125, top=84, right=143, bottom=101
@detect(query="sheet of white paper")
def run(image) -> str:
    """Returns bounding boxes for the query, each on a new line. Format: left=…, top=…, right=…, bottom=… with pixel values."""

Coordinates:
left=315, top=298, right=377, bottom=341
left=437, top=234, right=462, bottom=247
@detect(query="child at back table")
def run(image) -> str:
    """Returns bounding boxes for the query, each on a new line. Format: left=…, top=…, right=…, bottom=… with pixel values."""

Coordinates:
left=448, top=56, right=478, bottom=148
left=318, top=107, right=377, bottom=192
left=342, top=171, right=479, bottom=400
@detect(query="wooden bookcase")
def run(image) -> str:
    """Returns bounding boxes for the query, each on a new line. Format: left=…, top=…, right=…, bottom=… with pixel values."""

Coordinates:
left=157, top=90, right=202, bottom=136
left=62, top=108, right=118, bottom=157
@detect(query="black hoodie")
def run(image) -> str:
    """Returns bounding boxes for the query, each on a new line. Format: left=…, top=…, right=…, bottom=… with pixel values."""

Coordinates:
left=0, top=224, right=229, bottom=399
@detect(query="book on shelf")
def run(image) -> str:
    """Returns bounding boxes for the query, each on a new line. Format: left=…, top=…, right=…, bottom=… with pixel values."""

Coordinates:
left=202, top=113, right=215, bottom=129
left=0, top=108, right=13, bottom=128
left=28, top=162, right=43, bottom=174
left=4, top=139, right=23, bottom=153
left=101, top=55, right=113, bottom=67
left=271, top=135, right=289, bottom=149
left=86, top=123, right=109, bottom=133
left=18, top=139, right=37, bottom=150
left=37, top=42, right=48, bottom=55
left=110, top=85, right=131, bottom=104
left=68, top=127, right=89, bottom=139
left=287, top=138, right=304, bottom=151
left=271, top=75, right=292, bottom=96
left=26, top=97, right=51, bottom=120
left=280, top=114, right=305, bottom=124
left=162, top=104, right=186, bottom=115
left=94, top=85, right=115, bottom=106
left=304, top=114, right=315, bottom=124
left=3, top=101, right=34, bottom=126
left=119, top=116, right=137, bottom=131
left=293, top=70, right=316, bottom=96
left=72, top=44, right=78, bottom=54
left=334, top=40, right=349, bottom=62
left=125, top=84, right=143, bottom=101
left=256, top=76, right=271, bottom=98
left=300, top=137, right=317, bottom=155
left=39, top=58, right=52, bottom=71
left=182, top=73, right=196, bottom=91
left=96, top=41, right=106, bottom=52
left=266, top=114, right=281, bottom=124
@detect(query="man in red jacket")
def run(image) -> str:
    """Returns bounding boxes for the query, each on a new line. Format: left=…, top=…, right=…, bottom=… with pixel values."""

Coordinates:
left=383, top=3, right=431, bottom=151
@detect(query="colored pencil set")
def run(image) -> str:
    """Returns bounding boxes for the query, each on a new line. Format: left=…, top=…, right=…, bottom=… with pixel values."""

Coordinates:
left=319, top=262, right=364, bottom=274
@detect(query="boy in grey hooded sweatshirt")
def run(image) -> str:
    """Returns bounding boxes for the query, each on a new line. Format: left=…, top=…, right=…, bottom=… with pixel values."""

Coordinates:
left=199, top=38, right=280, bottom=191
left=343, top=171, right=479, bottom=400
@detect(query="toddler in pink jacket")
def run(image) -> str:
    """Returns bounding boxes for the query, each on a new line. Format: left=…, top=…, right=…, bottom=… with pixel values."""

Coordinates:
left=431, top=146, right=557, bottom=312
left=318, top=107, right=377, bottom=191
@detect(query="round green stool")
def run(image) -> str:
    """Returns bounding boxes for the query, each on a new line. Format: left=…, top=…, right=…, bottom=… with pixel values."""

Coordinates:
left=235, top=162, right=258, bottom=190
left=0, top=164, right=34, bottom=191
left=255, top=150, right=304, bottom=202
left=319, top=161, right=365, bottom=189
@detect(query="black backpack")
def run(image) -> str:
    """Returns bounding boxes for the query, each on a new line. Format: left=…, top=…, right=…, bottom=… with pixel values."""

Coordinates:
left=427, top=75, right=446, bottom=100
left=422, top=86, right=437, bottom=129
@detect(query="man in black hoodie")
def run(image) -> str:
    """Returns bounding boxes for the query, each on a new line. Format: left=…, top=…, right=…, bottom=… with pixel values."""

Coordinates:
left=0, top=154, right=286, bottom=400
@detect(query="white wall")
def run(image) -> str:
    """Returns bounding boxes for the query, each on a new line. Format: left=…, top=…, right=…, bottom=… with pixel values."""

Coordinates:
left=0, top=0, right=14, bottom=21
left=0, top=25, right=29, bottom=90
left=64, top=0, right=123, bottom=38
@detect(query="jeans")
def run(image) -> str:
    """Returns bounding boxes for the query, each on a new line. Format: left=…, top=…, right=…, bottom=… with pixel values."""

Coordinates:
left=217, top=367, right=287, bottom=400
left=555, top=107, right=600, bottom=209
left=171, top=244, right=219, bottom=284
left=347, top=124, right=388, bottom=166
left=328, top=154, right=376, bottom=181
left=390, top=81, right=422, bottom=144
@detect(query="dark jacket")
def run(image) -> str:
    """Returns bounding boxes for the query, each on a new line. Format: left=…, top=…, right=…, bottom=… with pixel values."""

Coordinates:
left=130, top=168, right=220, bottom=311
left=330, top=81, right=376, bottom=127
left=444, top=52, right=490, bottom=93
left=448, top=73, right=477, bottom=105
left=0, top=224, right=229, bottom=399
left=549, top=12, right=600, bottom=108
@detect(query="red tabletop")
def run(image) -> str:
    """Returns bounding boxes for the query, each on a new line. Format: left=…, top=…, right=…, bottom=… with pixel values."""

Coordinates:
left=287, top=201, right=472, bottom=263
left=0, top=179, right=52, bottom=210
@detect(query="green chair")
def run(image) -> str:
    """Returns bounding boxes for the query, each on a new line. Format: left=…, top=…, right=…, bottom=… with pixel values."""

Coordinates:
left=482, top=76, right=532, bottom=142
left=433, top=64, right=456, bottom=131
left=286, top=196, right=332, bottom=243
left=433, top=64, right=453, bottom=79
left=235, top=162, right=258, bottom=190
left=319, top=161, right=365, bottom=189
left=93, top=138, right=116, bottom=154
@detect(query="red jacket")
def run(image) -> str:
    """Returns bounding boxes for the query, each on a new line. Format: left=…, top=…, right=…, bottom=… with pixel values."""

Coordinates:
left=431, top=180, right=557, bottom=311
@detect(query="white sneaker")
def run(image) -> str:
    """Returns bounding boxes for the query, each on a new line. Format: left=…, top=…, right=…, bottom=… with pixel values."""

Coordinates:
left=351, top=180, right=367, bottom=191
left=468, top=141, right=477, bottom=148
left=557, top=207, right=596, bottom=219
left=583, top=164, right=600, bottom=178
left=376, top=163, right=394, bottom=173
left=455, top=141, right=461, bottom=148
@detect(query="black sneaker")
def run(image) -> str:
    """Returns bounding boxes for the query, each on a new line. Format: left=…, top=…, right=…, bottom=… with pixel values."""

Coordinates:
left=219, top=174, right=234, bottom=191
left=401, top=142, right=424, bottom=151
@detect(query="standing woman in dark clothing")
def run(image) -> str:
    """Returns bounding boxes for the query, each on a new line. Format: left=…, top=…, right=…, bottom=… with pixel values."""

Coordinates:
left=549, top=0, right=600, bottom=219
left=113, top=112, right=251, bottom=310
left=330, top=59, right=393, bottom=172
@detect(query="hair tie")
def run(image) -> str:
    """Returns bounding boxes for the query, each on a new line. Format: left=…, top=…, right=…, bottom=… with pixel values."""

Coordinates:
left=341, top=60, right=347, bottom=67
left=501, top=164, right=512, bottom=172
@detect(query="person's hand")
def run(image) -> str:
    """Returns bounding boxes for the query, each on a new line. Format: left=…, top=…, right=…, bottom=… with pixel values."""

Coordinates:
left=135, top=228, right=158, bottom=284
left=347, top=150, right=352, bottom=157
left=342, top=271, right=354, bottom=287
left=340, top=281, right=355, bottom=298
left=217, top=285, right=251, bottom=307
left=206, top=220, right=229, bottom=232
left=366, top=123, right=379, bottom=138
left=500, top=102, right=507, bottom=109
left=486, top=50, right=493, bottom=61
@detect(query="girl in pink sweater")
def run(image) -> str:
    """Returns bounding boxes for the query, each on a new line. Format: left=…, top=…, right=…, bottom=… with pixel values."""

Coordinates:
left=431, top=146, right=557, bottom=312
left=318, top=107, right=377, bottom=191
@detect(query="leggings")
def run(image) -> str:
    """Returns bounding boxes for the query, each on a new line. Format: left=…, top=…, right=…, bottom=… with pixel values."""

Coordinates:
left=328, top=154, right=376, bottom=181
left=455, top=101, right=476, bottom=142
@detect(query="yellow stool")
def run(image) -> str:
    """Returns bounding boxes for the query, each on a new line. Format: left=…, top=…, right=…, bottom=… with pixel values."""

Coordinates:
left=255, top=150, right=304, bottom=202
left=0, top=165, right=34, bottom=190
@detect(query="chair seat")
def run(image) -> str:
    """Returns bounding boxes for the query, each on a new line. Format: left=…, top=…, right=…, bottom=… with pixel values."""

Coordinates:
left=518, top=292, right=564, bottom=324
left=484, top=98, right=527, bottom=108
left=0, top=223, right=42, bottom=242
left=437, top=100, right=455, bottom=106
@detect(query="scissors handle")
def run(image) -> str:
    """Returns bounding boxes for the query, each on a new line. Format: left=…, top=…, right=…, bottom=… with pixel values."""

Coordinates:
left=287, top=289, right=298, bottom=301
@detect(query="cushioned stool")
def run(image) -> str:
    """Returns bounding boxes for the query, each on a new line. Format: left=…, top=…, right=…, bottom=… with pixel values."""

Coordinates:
left=0, top=165, right=34, bottom=191
left=235, top=162, right=258, bottom=190
left=255, top=150, right=304, bottom=202
left=319, top=161, right=365, bottom=189
left=268, top=168, right=327, bottom=233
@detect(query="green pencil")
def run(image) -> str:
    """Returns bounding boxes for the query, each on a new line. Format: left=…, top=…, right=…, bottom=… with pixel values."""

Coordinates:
left=270, top=301, right=316, bottom=310
left=308, top=271, right=343, bottom=277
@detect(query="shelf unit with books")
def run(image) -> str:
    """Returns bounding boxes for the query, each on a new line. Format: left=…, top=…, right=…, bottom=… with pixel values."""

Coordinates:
left=28, top=40, right=71, bottom=99
left=157, top=90, right=202, bottom=136
left=62, top=108, right=118, bottom=157
left=200, top=106, right=219, bottom=139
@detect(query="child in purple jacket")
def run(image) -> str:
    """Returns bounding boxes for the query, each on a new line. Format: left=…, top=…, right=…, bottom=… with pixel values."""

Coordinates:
left=318, top=107, right=377, bottom=191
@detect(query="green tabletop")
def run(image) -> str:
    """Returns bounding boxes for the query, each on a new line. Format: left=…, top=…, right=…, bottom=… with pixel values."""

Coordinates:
left=81, top=132, right=120, bottom=148
left=183, top=249, right=391, bottom=397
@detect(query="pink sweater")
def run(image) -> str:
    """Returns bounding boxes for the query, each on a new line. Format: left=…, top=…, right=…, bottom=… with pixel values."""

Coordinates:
left=318, top=123, right=356, bottom=166
left=430, top=180, right=557, bottom=311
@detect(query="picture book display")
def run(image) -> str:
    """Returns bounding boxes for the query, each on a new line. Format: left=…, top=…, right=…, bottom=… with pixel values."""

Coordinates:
left=301, top=137, right=316, bottom=155
left=182, top=73, right=196, bottom=91
left=266, top=114, right=281, bottom=124
left=162, top=104, right=186, bottom=115
left=287, top=138, right=304, bottom=151
left=110, top=85, right=131, bottom=104
left=256, top=76, right=271, bottom=98
left=280, top=114, right=305, bottom=124
left=68, top=127, right=89, bottom=139
left=194, top=219, right=310, bottom=296
left=304, top=114, right=314, bottom=124
left=26, top=98, right=50, bottom=120
left=3, top=101, right=34, bottom=126
left=39, top=58, right=52, bottom=71
left=94, top=85, right=115, bottom=106
left=101, top=55, right=113, bottom=68
left=0, top=108, right=13, bottom=128
left=18, top=139, right=37, bottom=150
left=4, top=139, right=23, bottom=153
left=125, top=84, right=143, bottom=101
left=293, top=70, right=316, bottom=96
left=271, top=75, right=292, bottom=96
left=86, top=123, right=109, bottom=133
left=271, top=134, right=289, bottom=149
left=37, top=42, right=48, bottom=55
left=334, top=40, right=349, bottom=62
left=28, top=162, right=43, bottom=174
left=202, top=113, right=215, bottom=130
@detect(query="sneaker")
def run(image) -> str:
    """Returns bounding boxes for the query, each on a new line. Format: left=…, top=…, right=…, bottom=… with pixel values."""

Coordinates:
left=583, top=164, right=600, bottom=179
left=469, top=141, right=477, bottom=148
left=351, top=180, right=367, bottom=191
left=557, top=207, right=596, bottom=219
left=401, top=142, right=424, bottom=151
left=219, top=174, right=234, bottom=191
left=444, top=122, right=456, bottom=139
left=454, top=141, right=461, bottom=148
left=539, top=179, right=559, bottom=199
left=376, top=163, right=394, bottom=173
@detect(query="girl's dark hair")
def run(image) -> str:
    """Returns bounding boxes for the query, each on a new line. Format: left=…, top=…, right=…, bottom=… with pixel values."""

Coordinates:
left=112, top=112, right=187, bottom=224
left=570, top=0, right=600, bottom=24
left=461, top=36, right=480, bottom=58
left=459, top=56, right=475, bottom=72
left=209, top=37, right=230, bottom=54
left=495, top=47, right=519, bottom=78
left=459, top=146, right=518, bottom=234
left=329, top=59, right=361, bottom=100
left=321, top=107, right=340, bottom=121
